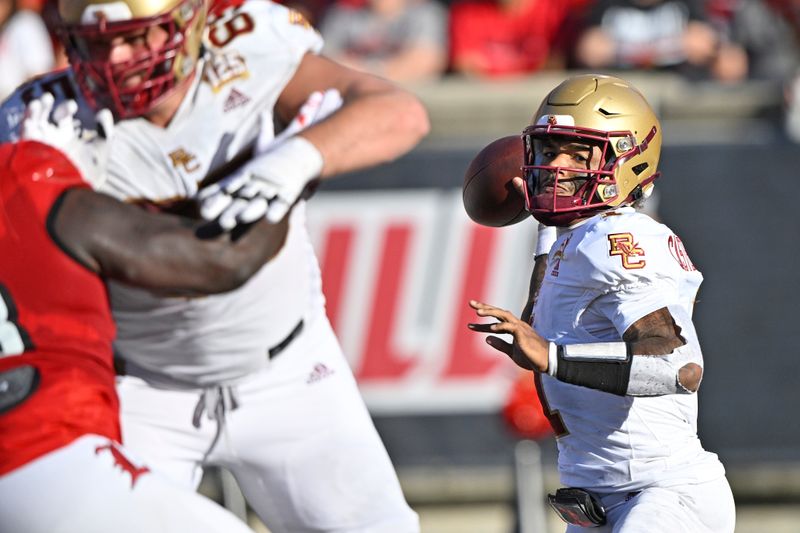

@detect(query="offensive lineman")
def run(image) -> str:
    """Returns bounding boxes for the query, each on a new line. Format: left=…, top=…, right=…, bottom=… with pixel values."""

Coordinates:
left=468, top=75, right=735, bottom=532
left=9, top=0, right=428, bottom=531
left=0, top=110, right=291, bottom=531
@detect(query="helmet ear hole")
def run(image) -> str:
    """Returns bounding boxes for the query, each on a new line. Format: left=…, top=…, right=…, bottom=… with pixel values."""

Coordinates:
left=632, top=162, right=648, bottom=175
left=631, top=183, right=655, bottom=209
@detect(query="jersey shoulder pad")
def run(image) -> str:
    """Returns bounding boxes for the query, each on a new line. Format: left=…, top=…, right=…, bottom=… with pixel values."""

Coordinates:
left=206, top=0, right=322, bottom=55
left=5, top=141, right=86, bottom=194
left=574, top=209, right=679, bottom=289
left=0, top=141, right=87, bottom=230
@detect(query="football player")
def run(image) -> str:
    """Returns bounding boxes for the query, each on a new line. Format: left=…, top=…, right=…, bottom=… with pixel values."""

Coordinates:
left=468, top=74, right=736, bottom=532
left=0, top=120, right=289, bottom=531
left=9, top=0, right=428, bottom=531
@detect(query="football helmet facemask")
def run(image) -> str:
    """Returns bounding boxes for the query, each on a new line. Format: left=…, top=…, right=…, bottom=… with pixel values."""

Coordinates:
left=521, top=74, right=662, bottom=227
left=56, top=0, right=207, bottom=120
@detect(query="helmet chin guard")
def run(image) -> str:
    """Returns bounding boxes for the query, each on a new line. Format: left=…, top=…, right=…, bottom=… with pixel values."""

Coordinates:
left=520, top=75, right=663, bottom=227
left=57, top=0, right=206, bottom=119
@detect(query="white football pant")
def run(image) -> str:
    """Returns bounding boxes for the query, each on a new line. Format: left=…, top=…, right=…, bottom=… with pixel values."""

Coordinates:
left=117, top=315, right=419, bottom=533
left=565, top=475, right=736, bottom=533
left=0, top=434, right=255, bottom=533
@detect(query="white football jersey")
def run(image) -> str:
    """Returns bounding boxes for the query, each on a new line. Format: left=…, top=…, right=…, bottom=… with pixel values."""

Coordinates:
left=533, top=207, right=725, bottom=492
left=100, top=1, right=325, bottom=386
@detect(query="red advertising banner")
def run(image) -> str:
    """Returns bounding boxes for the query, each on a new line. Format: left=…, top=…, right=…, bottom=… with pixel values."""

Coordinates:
left=306, top=190, right=540, bottom=415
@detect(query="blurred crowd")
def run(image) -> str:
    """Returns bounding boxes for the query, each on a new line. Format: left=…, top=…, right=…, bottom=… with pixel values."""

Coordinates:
left=3, top=0, right=800, bottom=136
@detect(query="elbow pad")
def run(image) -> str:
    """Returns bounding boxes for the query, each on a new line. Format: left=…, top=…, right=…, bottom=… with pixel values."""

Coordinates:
left=627, top=340, right=702, bottom=396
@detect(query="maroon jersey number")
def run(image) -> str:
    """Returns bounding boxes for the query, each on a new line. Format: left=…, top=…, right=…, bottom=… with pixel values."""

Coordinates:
left=534, top=372, right=568, bottom=438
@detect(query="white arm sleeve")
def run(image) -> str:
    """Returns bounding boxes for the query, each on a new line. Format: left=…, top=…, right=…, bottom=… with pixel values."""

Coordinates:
left=627, top=304, right=704, bottom=396
left=628, top=342, right=701, bottom=396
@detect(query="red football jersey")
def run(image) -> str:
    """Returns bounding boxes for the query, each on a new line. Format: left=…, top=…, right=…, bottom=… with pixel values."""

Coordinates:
left=0, top=141, right=120, bottom=475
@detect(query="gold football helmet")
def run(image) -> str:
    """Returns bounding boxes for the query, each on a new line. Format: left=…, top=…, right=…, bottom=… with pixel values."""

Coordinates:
left=521, top=74, right=662, bottom=227
left=57, top=0, right=207, bottom=119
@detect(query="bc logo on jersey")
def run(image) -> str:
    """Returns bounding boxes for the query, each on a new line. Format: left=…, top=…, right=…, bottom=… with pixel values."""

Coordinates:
left=288, top=9, right=312, bottom=28
left=608, top=233, right=646, bottom=269
left=169, top=148, right=201, bottom=173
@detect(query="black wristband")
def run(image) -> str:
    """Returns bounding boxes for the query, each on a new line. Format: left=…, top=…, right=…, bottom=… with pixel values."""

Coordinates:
left=554, top=345, right=633, bottom=396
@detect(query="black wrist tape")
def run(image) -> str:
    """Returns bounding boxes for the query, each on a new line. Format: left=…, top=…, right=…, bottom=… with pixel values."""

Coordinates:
left=555, top=345, right=633, bottom=396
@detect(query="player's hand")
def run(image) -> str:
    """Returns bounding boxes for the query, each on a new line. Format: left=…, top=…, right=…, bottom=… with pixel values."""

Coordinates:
left=468, top=300, right=550, bottom=372
left=198, top=89, right=343, bottom=230
left=21, top=92, right=114, bottom=187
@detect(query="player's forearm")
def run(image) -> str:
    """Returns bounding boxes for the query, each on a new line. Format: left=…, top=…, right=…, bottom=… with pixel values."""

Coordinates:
left=547, top=338, right=703, bottom=396
left=298, top=82, right=429, bottom=178
left=118, top=217, right=287, bottom=295
left=59, top=189, right=287, bottom=294
left=546, top=306, right=704, bottom=396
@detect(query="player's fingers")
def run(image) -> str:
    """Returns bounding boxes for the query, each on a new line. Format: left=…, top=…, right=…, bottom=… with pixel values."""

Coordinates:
left=239, top=179, right=275, bottom=200
left=237, top=197, right=268, bottom=224
left=485, top=335, right=513, bottom=356
left=222, top=173, right=249, bottom=194
left=469, top=299, right=487, bottom=310
left=39, top=92, right=55, bottom=119
left=467, top=322, right=500, bottom=333
left=23, top=97, right=44, bottom=125
left=316, top=89, right=343, bottom=119
left=247, top=176, right=278, bottom=200
left=307, top=90, right=325, bottom=106
left=469, top=300, right=514, bottom=321
left=272, top=91, right=323, bottom=146
left=470, top=299, right=503, bottom=311
left=196, top=181, right=223, bottom=202
left=297, top=90, right=323, bottom=118
left=265, top=199, right=290, bottom=223
left=95, top=109, right=115, bottom=140
left=218, top=198, right=250, bottom=231
left=468, top=318, right=520, bottom=338
left=200, top=192, right=233, bottom=221
left=487, top=321, right=519, bottom=336
left=53, top=100, right=78, bottom=126
left=237, top=181, right=261, bottom=199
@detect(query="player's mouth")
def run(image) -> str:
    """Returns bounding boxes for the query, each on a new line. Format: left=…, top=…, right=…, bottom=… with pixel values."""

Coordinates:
left=122, top=72, right=146, bottom=88
left=540, top=180, right=573, bottom=196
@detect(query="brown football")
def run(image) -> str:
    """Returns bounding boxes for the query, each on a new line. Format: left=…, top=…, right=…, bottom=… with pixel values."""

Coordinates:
left=462, top=135, right=529, bottom=227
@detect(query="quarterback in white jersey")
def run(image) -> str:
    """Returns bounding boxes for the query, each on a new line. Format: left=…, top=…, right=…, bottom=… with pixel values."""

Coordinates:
left=10, top=0, right=429, bottom=531
left=469, top=75, right=735, bottom=532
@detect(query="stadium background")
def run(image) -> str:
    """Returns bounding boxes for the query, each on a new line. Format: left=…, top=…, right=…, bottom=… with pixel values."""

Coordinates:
left=201, top=71, right=800, bottom=532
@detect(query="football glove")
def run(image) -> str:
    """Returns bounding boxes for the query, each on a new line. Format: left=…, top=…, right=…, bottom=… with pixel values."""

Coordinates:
left=20, top=92, right=114, bottom=189
left=198, top=88, right=343, bottom=229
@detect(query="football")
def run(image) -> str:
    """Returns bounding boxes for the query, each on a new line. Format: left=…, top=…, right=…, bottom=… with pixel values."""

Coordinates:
left=462, top=135, right=529, bottom=227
